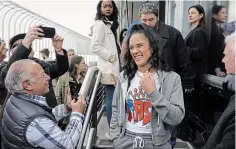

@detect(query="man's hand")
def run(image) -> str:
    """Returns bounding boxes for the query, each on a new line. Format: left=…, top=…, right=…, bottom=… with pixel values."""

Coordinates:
left=71, top=95, right=86, bottom=114
left=140, top=71, right=156, bottom=94
left=184, top=88, right=194, bottom=94
left=215, top=68, right=226, bottom=77
left=0, top=41, right=6, bottom=54
left=0, top=41, right=6, bottom=62
left=22, top=25, right=44, bottom=49
left=216, top=71, right=226, bottom=77
left=52, top=34, right=64, bottom=52
left=108, top=54, right=117, bottom=64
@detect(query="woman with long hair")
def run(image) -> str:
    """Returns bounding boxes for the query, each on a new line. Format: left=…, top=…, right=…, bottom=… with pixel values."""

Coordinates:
left=91, top=0, right=120, bottom=139
left=186, top=5, right=207, bottom=77
left=56, top=55, right=87, bottom=105
left=179, top=5, right=208, bottom=141
left=209, top=5, right=228, bottom=76
left=110, top=24, right=185, bottom=149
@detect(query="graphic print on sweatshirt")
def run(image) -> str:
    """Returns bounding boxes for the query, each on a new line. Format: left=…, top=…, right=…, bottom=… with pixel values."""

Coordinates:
left=126, top=72, right=156, bottom=133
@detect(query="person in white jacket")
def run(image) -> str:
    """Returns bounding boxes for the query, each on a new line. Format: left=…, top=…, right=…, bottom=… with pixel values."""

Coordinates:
left=91, top=0, right=120, bottom=140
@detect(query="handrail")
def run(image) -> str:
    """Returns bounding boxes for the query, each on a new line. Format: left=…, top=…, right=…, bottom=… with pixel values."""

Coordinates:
left=200, top=73, right=224, bottom=90
left=79, top=67, right=99, bottom=97
left=77, top=66, right=102, bottom=149
left=200, top=73, right=234, bottom=99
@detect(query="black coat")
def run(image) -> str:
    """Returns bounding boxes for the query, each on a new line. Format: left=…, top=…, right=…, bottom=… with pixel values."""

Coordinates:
left=0, top=44, right=69, bottom=109
left=185, top=27, right=208, bottom=79
left=201, top=96, right=235, bottom=149
left=209, top=23, right=226, bottom=74
left=157, top=22, right=195, bottom=88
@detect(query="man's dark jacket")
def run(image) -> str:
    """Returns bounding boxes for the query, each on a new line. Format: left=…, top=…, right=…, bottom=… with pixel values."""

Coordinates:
left=0, top=44, right=69, bottom=109
left=201, top=95, right=235, bottom=149
left=157, top=22, right=195, bottom=88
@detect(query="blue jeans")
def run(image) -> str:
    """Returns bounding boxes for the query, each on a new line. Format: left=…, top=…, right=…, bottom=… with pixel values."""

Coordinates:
left=105, top=85, right=115, bottom=127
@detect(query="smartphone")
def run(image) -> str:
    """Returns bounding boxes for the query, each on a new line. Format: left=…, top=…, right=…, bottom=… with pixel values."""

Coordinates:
left=39, top=27, right=56, bottom=38
left=69, top=81, right=79, bottom=101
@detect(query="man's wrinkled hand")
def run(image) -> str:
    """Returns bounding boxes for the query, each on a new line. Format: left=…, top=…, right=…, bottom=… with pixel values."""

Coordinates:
left=215, top=68, right=226, bottom=77
left=0, top=41, right=6, bottom=55
left=71, top=95, right=86, bottom=114
left=184, top=88, right=194, bottom=94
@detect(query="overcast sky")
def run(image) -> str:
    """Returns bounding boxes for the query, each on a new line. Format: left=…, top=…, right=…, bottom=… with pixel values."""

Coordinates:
left=13, top=0, right=99, bottom=37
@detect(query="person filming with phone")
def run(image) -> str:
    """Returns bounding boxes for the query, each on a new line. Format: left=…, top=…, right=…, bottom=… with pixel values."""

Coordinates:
left=1, top=59, right=86, bottom=149
left=0, top=25, right=69, bottom=113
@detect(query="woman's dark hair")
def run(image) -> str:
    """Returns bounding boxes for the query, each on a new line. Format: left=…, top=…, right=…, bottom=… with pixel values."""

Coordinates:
left=123, top=23, right=171, bottom=88
left=189, top=5, right=206, bottom=28
left=69, top=55, right=84, bottom=79
left=95, top=0, right=119, bottom=40
left=212, top=5, right=224, bottom=15
left=212, top=5, right=225, bottom=23
left=119, top=28, right=127, bottom=45
left=211, top=5, right=225, bottom=34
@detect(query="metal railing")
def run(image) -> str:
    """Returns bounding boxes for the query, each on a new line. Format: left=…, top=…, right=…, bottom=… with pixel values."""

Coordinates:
left=76, top=66, right=105, bottom=149
left=200, top=73, right=233, bottom=99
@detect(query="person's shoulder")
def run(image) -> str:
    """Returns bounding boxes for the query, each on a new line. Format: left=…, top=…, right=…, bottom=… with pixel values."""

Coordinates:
left=161, top=23, right=183, bottom=39
left=30, top=58, right=51, bottom=69
left=162, top=70, right=181, bottom=82
left=94, top=20, right=105, bottom=26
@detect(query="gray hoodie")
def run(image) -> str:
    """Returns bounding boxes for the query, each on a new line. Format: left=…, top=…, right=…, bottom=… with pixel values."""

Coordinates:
left=110, top=70, right=185, bottom=146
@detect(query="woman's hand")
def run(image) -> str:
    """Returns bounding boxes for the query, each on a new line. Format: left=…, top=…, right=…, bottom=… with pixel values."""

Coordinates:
left=140, top=71, right=156, bottom=94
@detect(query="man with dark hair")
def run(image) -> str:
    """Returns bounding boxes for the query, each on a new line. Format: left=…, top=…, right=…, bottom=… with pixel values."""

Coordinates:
left=138, top=2, right=195, bottom=147
left=40, top=48, right=51, bottom=61
left=138, top=2, right=195, bottom=91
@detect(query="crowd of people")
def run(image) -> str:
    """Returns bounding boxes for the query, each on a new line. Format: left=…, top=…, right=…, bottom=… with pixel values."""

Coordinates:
left=0, top=0, right=235, bottom=149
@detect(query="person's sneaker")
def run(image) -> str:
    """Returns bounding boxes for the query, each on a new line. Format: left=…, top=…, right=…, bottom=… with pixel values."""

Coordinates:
left=105, top=132, right=112, bottom=141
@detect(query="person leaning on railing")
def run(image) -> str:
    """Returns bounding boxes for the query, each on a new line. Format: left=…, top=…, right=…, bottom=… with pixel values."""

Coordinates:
left=201, top=32, right=235, bottom=149
left=1, top=59, right=86, bottom=149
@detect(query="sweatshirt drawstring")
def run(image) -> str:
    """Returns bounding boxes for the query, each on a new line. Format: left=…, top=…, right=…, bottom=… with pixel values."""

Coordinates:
left=133, top=136, right=144, bottom=149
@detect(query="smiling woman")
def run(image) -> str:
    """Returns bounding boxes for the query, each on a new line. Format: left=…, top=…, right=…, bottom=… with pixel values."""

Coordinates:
left=110, top=23, right=185, bottom=149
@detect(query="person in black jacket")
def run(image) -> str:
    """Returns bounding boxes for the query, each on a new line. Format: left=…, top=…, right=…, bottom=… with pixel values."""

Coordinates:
left=139, top=2, right=195, bottom=93
left=185, top=5, right=208, bottom=81
left=0, top=25, right=69, bottom=110
left=179, top=5, right=208, bottom=141
left=209, top=5, right=228, bottom=77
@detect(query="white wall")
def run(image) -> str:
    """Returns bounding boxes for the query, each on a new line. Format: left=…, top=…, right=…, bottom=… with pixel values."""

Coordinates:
left=227, top=0, right=236, bottom=22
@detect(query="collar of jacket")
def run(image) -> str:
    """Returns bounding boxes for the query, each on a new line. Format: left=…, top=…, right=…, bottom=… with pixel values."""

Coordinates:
left=118, top=70, right=171, bottom=90
left=156, top=21, right=170, bottom=39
